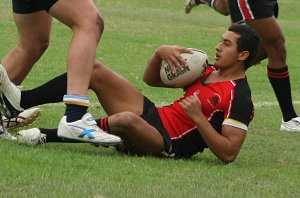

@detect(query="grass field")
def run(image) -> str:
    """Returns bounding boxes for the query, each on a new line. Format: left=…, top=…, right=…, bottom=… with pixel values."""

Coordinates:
left=1, top=0, right=300, bottom=197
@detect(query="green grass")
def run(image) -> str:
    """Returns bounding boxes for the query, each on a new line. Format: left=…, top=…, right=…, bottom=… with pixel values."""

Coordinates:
left=1, top=0, right=300, bottom=197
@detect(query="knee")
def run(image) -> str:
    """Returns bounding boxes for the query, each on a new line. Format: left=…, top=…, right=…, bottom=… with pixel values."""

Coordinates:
left=21, top=38, right=50, bottom=58
left=113, top=112, right=139, bottom=130
left=90, top=12, right=104, bottom=41
left=35, top=39, right=50, bottom=55
left=78, top=11, right=104, bottom=42
left=107, top=112, right=139, bottom=138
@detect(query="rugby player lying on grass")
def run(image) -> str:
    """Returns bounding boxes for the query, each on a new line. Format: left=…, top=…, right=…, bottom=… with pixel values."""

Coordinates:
left=0, top=24, right=259, bottom=163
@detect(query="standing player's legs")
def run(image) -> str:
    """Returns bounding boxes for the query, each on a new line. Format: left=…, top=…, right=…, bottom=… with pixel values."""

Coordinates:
left=228, top=0, right=300, bottom=131
left=246, top=18, right=299, bottom=129
left=0, top=11, right=51, bottom=119
left=0, top=11, right=51, bottom=140
left=0, top=2, right=53, bottom=134
left=47, top=0, right=121, bottom=143
left=246, top=17, right=286, bottom=68
left=1, top=12, right=52, bottom=85
left=49, top=0, right=102, bottom=99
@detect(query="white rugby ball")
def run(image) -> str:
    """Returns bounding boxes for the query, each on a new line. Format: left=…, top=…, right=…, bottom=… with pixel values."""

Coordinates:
left=160, top=48, right=208, bottom=88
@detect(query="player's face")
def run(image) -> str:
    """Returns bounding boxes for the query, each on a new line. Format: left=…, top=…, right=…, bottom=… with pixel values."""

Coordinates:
left=214, top=31, right=240, bottom=68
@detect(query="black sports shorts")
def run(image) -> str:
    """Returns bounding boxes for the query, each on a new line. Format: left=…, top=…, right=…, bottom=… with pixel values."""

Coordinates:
left=12, top=0, right=58, bottom=14
left=140, top=97, right=173, bottom=155
left=229, top=0, right=278, bottom=23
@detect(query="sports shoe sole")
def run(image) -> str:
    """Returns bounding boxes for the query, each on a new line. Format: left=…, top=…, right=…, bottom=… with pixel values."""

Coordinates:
left=2, top=108, right=41, bottom=129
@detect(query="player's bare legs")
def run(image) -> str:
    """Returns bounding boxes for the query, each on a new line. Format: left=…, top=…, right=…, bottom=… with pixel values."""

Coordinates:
left=49, top=0, right=102, bottom=97
left=1, top=12, right=52, bottom=85
left=108, top=112, right=165, bottom=155
left=0, top=13, right=48, bottom=121
left=0, top=12, right=51, bottom=137
left=90, top=63, right=164, bottom=154
left=246, top=17, right=300, bottom=130
left=47, top=0, right=121, bottom=144
left=213, top=0, right=229, bottom=16
left=90, top=62, right=144, bottom=116
left=246, top=17, right=286, bottom=69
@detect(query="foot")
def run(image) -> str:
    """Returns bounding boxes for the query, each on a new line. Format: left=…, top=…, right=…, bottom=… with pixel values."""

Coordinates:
left=0, top=64, right=23, bottom=118
left=185, top=0, right=205, bottom=14
left=2, top=108, right=41, bottom=129
left=17, top=128, right=46, bottom=145
left=280, top=117, right=300, bottom=132
left=57, top=113, right=121, bottom=146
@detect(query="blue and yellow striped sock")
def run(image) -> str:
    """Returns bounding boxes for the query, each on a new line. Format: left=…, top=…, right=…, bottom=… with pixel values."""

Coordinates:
left=63, top=95, right=89, bottom=123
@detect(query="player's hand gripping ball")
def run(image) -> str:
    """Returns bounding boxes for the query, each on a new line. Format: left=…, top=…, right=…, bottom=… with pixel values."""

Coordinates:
left=160, top=48, right=208, bottom=88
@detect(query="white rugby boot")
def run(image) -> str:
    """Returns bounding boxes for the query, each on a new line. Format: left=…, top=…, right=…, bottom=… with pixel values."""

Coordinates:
left=17, top=128, right=46, bottom=145
left=57, top=113, right=121, bottom=146
left=280, top=117, right=300, bottom=132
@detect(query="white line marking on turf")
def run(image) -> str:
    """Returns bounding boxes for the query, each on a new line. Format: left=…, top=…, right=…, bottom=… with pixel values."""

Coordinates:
left=254, top=101, right=300, bottom=107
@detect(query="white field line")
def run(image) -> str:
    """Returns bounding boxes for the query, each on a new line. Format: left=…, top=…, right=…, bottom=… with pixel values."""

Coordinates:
left=40, top=100, right=300, bottom=108
left=253, top=101, right=300, bottom=107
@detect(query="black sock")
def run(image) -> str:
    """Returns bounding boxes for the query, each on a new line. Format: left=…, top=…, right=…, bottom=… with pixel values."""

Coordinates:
left=65, top=104, right=88, bottom=122
left=39, top=128, right=81, bottom=143
left=267, top=66, right=297, bottom=121
left=20, top=73, right=67, bottom=109
left=39, top=128, right=62, bottom=142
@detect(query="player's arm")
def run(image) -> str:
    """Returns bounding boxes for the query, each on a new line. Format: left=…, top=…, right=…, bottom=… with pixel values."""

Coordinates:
left=143, top=45, right=191, bottom=87
left=195, top=121, right=246, bottom=163
left=179, top=94, right=246, bottom=163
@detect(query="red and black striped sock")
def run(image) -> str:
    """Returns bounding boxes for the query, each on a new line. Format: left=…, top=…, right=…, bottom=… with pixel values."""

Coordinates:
left=267, top=66, right=297, bottom=121
left=96, top=117, right=110, bottom=132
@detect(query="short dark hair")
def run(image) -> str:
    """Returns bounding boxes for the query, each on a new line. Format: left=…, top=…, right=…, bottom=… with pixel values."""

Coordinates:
left=228, top=24, right=260, bottom=70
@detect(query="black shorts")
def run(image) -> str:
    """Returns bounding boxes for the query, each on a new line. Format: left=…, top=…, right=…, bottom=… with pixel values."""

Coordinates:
left=12, top=0, right=58, bottom=14
left=229, top=0, right=278, bottom=23
left=140, top=97, right=173, bottom=156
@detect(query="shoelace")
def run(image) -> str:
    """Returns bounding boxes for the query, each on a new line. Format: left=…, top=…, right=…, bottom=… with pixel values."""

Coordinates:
left=2, top=115, right=22, bottom=128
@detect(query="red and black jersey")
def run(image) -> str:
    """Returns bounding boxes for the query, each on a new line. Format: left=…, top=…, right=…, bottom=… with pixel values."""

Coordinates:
left=156, top=66, right=254, bottom=158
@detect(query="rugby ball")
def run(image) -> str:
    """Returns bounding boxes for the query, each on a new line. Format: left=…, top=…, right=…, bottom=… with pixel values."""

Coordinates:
left=160, top=48, right=208, bottom=88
